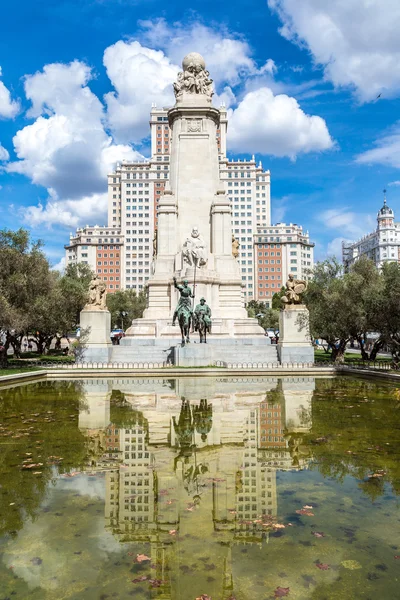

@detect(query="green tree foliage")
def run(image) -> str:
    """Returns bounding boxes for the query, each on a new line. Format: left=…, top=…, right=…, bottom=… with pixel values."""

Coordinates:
left=0, top=229, right=93, bottom=364
left=246, top=300, right=279, bottom=332
left=272, top=287, right=287, bottom=309
left=304, top=257, right=383, bottom=362
left=106, top=289, right=146, bottom=329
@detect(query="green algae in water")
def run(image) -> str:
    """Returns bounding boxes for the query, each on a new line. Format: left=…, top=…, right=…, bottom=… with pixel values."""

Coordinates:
left=0, top=376, right=400, bottom=599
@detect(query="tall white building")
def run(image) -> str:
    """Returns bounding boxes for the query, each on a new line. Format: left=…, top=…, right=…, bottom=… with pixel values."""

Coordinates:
left=66, top=105, right=271, bottom=299
left=343, top=193, right=400, bottom=270
left=254, top=222, right=314, bottom=305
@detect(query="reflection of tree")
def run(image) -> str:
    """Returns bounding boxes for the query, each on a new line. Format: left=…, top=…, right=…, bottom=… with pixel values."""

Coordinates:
left=110, top=389, right=149, bottom=437
left=304, top=377, right=400, bottom=499
left=193, top=399, right=213, bottom=442
left=0, top=381, right=89, bottom=538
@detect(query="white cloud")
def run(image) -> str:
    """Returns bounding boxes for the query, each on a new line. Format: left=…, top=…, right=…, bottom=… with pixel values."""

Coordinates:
left=0, top=143, right=9, bottom=161
left=268, top=0, right=400, bottom=102
left=103, top=40, right=178, bottom=143
left=6, top=60, right=143, bottom=227
left=317, top=207, right=374, bottom=240
left=138, top=19, right=259, bottom=86
left=389, top=180, right=400, bottom=186
left=227, top=87, right=333, bottom=158
left=326, top=237, right=352, bottom=260
left=23, top=191, right=109, bottom=229
left=0, top=67, right=19, bottom=118
left=52, top=256, right=66, bottom=273
left=355, top=123, right=400, bottom=168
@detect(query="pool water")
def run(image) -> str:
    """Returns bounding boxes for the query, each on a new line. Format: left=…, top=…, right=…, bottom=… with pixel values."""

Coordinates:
left=0, top=375, right=399, bottom=600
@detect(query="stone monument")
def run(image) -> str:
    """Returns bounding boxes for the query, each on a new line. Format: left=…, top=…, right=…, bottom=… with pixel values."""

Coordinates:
left=277, top=275, right=314, bottom=364
left=79, top=274, right=112, bottom=363
left=125, top=52, right=264, bottom=340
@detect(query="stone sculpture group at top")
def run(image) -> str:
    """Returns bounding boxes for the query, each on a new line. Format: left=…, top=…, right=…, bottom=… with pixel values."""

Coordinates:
left=174, top=52, right=214, bottom=101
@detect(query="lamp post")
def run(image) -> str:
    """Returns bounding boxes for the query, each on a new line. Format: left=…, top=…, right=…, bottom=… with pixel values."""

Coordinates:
left=120, top=311, right=128, bottom=330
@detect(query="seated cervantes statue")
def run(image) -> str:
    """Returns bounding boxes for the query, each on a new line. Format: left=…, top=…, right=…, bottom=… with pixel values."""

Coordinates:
left=281, top=274, right=307, bottom=306
left=182, top=226, right=208, bottom=268
left=85, top=274, right=107, bottom=310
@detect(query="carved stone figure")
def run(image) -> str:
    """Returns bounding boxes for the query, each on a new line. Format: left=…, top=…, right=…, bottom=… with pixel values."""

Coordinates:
left=232, top=234, right=240, bottom=259
left=281, top=274, right=307, bottom=306
left=182, top=226, right=208, bottom=268
left=173, top=52, right=214, bottom=100
left=152, top=228, right=157, bottom=258
left=86, top=274, right=107, bottom=310
left=193, top=297, right=212, bottom=343
left=172, top=277, right=194, bottom=344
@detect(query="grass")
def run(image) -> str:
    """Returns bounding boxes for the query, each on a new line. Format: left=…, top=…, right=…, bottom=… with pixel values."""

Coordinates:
left=314, top=348, right=392, bottom=364
left=0, top=367, right=43, bottom=376
left=8, top=354, right=74, bottom=366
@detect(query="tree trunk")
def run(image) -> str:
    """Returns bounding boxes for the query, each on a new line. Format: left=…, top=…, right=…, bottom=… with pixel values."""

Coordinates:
left=370, top=339, right=384, bottom=361
left=332, top=339, right=347, bottom=363
left=356, top=335, right=369, bottom=361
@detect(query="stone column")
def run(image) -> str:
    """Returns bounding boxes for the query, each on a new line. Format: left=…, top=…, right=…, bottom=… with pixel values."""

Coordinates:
left=277, top=305, right=314, bottom=364
left=79, top=308, right=112, bottom=363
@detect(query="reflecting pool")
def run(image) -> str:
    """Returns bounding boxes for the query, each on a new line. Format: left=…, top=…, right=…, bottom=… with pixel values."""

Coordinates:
left=0, top=376, right=400, bottom=599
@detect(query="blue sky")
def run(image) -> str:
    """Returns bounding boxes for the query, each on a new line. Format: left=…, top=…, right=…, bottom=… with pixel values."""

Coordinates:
left=1, top=0, right=400, bottom=268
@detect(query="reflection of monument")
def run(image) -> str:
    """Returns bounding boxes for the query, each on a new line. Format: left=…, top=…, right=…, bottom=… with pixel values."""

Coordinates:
left=124, top=52, right=264, bottom=345
left=77, top=376, right=314, bottom=599
left=278, top=275, right=314, bottom=364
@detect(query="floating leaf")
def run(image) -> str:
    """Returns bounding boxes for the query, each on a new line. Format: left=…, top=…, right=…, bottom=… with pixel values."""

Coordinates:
left=169, top=529, right=177, bottom=536
left=274, top=524, right=286, bottom=529
left=149, top=579, right=163, bottom=588
left=136, top=554, right=151, bottom=563
left=31, top=557, right=43, bottom=566
left=195, top=595, right=211, bottom=600
left=274, top=587, right=290, bottom=598
left=303, top=505, right=313, bottom=509
left=312, top=531, right=325, bottom=538
left=315, top=563, right=330, bottom=570
left=395, top=555, right=400, bottom=560
left=296, top=509, right=314, bottom=517
left=132, top=576, right=148, bottom=583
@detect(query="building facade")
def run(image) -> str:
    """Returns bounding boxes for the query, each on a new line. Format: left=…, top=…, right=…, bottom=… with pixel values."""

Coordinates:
left=254, top=222, right=314, bottom=305
left=342, top=195, right=400, bottom=270
left=65, top=225, right=123, bottom=292
left=65, top=104, right=314, bottom=303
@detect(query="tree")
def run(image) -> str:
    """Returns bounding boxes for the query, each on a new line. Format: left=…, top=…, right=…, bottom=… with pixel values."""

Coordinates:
left=272, top=287, right=287, bottom=310
left=370, top=261, right=400, bottom=366
left=0, top=229, right=52, bottom=365
left=246, top=300, right=279, bottom=332
left=106, top=289, right=146, bottom=329
left=0, top=230, right=93, bottom=365
left=304, top=257, right=382, bottom=362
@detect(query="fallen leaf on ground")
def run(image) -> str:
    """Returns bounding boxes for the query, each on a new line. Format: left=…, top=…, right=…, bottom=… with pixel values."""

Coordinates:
left=315, top=563, right=330, bottom=570
left=274, top=587, right=290, bottom=598
left=136, top=554, right=151, bottom=563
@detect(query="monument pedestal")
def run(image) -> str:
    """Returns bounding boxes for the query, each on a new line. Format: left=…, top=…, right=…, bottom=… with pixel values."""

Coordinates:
left=277, top=305, right=314, bottom=364
left=79, top=308, right=112, bottom=363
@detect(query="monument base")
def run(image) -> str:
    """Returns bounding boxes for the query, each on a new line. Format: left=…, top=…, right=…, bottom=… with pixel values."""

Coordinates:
left=79, top=308, right=112, bottom=363
left=277, top=305, right=314, bottom=364
left=125, top=317, right=265, bottom=338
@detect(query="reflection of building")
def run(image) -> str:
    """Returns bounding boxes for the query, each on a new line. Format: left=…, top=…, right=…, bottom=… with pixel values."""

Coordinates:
left=78, top=376, right=314, bottom=599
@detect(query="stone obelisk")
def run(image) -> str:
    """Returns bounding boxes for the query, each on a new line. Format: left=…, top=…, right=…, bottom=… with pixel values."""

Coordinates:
left=127, top=52, right=264, bottom=338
